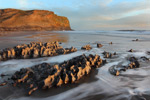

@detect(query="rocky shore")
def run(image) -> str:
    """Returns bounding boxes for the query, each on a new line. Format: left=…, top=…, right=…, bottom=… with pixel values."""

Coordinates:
left=0, top=36, right=150, bottom=99
left=0, top=41, right=77, bottom=61
left=109, top=57, right=140, bottom=76
left=10, top=54, right=106, bottom=95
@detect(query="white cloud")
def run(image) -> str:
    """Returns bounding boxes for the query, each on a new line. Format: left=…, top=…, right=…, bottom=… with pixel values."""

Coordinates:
left=17, top=0, right=28, bottom=8
left=49, top=0, right=149, bottom=30
left=14, top=0, right=149, bottom=30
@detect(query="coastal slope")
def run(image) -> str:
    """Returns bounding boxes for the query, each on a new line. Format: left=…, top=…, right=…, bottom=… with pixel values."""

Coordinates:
left=0, top=8, right=71, bottom=31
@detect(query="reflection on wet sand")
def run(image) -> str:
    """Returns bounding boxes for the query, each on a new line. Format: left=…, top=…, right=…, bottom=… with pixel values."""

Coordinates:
left=0, top=31, right=68, bottom=49
left=25, top=32, right=68, bottom=43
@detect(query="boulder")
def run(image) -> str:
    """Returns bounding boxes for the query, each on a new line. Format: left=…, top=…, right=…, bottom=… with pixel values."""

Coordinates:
left=132, top=39, right=139, bottom=41
left=140, top=56, right=149, bottom=61
left=81, top=45, right=92, bottom=50
left=97, top=43, right=103, bottom=48
left=0, top=81, right=7, bottom=86
left=109, top=56, right=140, bottom=76
left=128, top=49, right=134, bottom=52
left=102, top=51, right=116, bottom=58
left=109, top=42, right=113, bottom=45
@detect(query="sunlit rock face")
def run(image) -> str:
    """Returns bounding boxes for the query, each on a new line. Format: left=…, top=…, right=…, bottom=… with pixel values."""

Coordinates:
left=10, top=54, right=106, bottom=95
left=0, top=41, right=77, bottom=61
left=0, top=8, right=71, bottom=31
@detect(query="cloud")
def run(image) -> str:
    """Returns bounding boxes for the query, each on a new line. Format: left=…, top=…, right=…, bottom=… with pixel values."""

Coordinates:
left=94, top=13, right=150, bottom=30
left=47, top=0, right=149, bottom=30
left=17, top=0, right=28, bottom=8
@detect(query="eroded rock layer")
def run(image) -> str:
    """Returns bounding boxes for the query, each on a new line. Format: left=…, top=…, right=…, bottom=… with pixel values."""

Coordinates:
left=0, top=41, right=77, bottom=61
left=81, top=45, right=92, bottom=50
left=11, top=54, right=106, bottom=95
left=0, top=8, right=71, bottom=31
left=109, top=57, right=140, bottom=76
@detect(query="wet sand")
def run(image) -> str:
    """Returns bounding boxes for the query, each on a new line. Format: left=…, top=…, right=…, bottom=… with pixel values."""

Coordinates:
left=0, top=31, right=68, bottom=49
left=0, top=30, right=150, bottom=100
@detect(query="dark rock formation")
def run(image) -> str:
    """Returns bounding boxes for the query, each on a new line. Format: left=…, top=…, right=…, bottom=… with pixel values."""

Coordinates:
left=0, top=8, right=71, bottom=31
left=109, top=42, right=113, bottom=45
left=11, top=54, right=106, bottom=95
left=0, top=41, right=77, bottom=61
left=81, top=45, right=92, bottom=50
left=128, top=49, right=134, bottom=52
left=0, top=81, right=7, bottom=86
left=146, top=51, right=150, bottom=55
left=140, top=56, right=149, bottom=61
left=0, top=74, right=9, bottom=77
left=109, top=57, right=140, bottom=76
left=132, top=39, right=139, bottom=41
left=97, top=43, right=103, bottom=48
left=102, top=51, right=117, bottom=58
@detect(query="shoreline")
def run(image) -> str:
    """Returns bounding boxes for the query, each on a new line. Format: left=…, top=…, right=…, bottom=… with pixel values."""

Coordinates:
left=0, top=31, right=150, bottom=100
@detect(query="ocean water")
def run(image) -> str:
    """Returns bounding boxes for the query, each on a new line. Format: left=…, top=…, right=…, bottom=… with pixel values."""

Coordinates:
left=0, top=30, right=150, bottom=100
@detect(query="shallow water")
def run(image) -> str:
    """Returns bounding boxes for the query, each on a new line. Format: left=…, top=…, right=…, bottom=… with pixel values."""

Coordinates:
left=0, top=30, right=150, bottom=100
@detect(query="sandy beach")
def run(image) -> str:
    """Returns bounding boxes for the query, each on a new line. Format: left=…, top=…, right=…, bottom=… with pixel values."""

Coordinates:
left=0, top=30, right=150, bottom=100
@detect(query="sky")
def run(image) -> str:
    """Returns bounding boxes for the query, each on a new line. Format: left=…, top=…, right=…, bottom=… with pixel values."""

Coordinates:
left=0, top=0, right=149, bottom=30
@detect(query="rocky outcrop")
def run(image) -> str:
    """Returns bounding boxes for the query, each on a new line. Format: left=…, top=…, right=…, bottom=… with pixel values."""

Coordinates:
left=11, top=54, right=106, bottom=95
left=0, top=8, right=71, bottom=31
left=132, top=39, right=139, bottom=41
left=0, top=41, right=77, bottom=61
left=0, top=81, right=7, bottom=86
left=81, top=45, right=92, bottom=50
left=97, top=43, right=103, bottom=48
left=109, top=57, right=140, bottom=76
left=128, top=49, right=134, bottom=52
left=102, top=51, right=117, bottom=58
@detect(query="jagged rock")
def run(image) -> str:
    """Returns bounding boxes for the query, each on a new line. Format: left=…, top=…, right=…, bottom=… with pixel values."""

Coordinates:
left=146, top=51, right=150, bottom=55
left=33, top=49, right=39, bottom=58
left=0, top=41, right=77, bottom=61
left=102, top=51, right=116, bottom=58
left=0, top=74, right=9, bottom=77
left=132, top=39, right=139, bottom=41
left=81, top=45, right=92, bottom=50
left=0, top=81, right=7, bottom=86
left=109, top=57, right=140, bottom=76
left=140, top=56, right=149, bottom=61
left=109, top=42, right=113, bottom=45
left=0, top=54, right=2, bottom=61
left=128, top=49, right=134, bottom=52
left=10, top=54, right=106, bottom=95
left=97, top=43, right=103, bottom=48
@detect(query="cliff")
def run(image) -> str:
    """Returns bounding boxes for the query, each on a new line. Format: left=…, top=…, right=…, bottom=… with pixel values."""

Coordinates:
left=0, top=8, right=71, bottom=31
